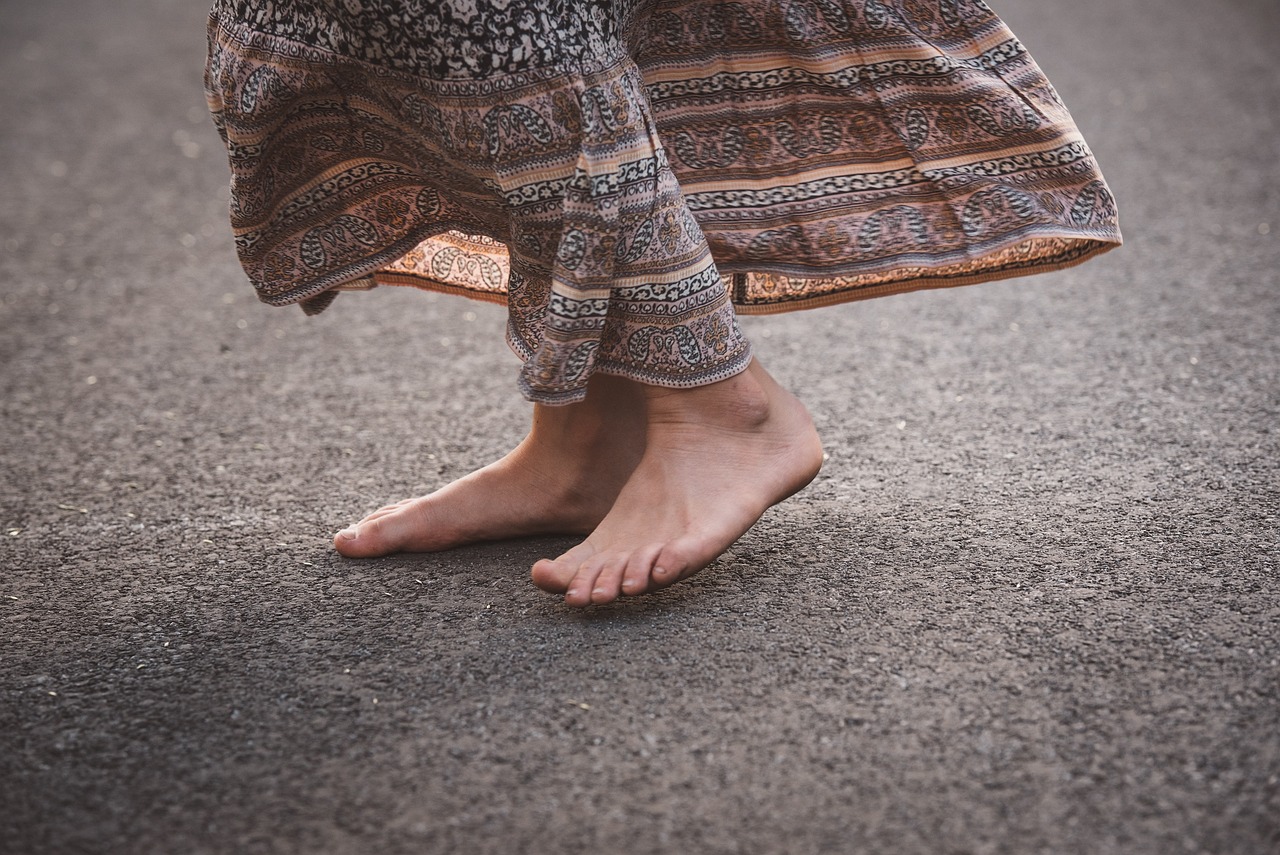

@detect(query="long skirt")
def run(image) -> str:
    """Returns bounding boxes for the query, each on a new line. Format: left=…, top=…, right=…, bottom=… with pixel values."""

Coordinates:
left=205, top=0, right=1121, bottom=404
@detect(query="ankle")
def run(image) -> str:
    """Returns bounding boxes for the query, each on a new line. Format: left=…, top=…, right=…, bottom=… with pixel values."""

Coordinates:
left=646, top=367, right=772, bottom=433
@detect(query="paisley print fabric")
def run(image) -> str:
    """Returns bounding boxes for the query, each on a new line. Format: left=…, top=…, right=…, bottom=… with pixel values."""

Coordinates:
left=206, top=0, right=1121, bottom=403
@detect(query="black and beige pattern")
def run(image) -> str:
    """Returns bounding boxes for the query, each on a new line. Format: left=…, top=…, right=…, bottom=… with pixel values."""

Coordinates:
left=206, top=0, right=1120, bottom=403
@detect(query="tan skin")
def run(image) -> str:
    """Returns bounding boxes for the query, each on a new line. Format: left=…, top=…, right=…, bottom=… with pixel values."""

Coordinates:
left=335, top=357, right=823, bottom=606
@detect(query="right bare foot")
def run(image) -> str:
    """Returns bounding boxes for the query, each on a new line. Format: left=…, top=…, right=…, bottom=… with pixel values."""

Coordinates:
left=530, top=359, right=823, bottom=606
left=333, top=375, right=646, bottom=557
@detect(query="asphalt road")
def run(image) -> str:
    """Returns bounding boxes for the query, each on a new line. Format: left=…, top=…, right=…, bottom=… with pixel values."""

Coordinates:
left=2, top=1, right=1277, bottom=853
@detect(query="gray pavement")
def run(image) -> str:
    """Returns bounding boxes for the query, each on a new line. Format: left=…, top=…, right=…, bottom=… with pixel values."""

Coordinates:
left=2, top=0, right=1278, bottom=853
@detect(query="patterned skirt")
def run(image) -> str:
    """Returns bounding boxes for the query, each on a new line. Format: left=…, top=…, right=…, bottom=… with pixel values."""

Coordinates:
left=205, top=0, right=1121, bottom=404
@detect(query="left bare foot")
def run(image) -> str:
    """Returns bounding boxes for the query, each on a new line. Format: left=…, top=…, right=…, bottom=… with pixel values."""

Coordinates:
left=333, top=374, right=646, bottom=557
left=530, top=359, right=822, bottom=606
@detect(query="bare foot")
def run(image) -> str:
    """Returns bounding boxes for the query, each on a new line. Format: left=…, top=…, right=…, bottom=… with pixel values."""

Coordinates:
left=530, top=359, right=823, bottom=606
left=333, top=375, right=646, bottom=557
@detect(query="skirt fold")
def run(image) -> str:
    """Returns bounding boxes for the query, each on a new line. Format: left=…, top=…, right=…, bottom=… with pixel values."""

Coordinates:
left=206, top=0, right=1120, bottom=402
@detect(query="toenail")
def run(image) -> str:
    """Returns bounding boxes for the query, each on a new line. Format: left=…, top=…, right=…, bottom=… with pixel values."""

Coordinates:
left=592, top=588, right=604, bottom=596
left=337, top=528, right=358, bottom=540
left=654, top=566, right=668, bottom=578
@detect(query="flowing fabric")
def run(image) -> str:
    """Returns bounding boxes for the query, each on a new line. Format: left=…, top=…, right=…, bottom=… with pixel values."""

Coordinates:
left=206, top=0, right=1120, bottom=403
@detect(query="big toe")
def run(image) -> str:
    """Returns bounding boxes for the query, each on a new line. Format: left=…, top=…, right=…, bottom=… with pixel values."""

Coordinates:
left=333, top=518, right=397, bottom=558
left=531, top=542, right=598, bottom=594
left=530, top=557, right=575, bottom=593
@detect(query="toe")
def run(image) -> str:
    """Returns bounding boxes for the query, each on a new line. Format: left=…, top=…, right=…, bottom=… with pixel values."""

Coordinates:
left=651, top=541, right=698, bottom=589
left=565, top=560, right=606, bottom=608
left=334, top=527, right=377, bottom=558
left=530, top=557, right=571, bottom=593
left=333, top=526, right=362, bottom=557
left=531, top=542, right=598, bottom=594
left=589, top=556, right=628, bottom=604
left=354, top=502, right=393, bottom=523
left=362, top=507, right=398, bottom=523
left=333, top=514, right=401, bottom=558
left=620, top=544, right=662, bottom=597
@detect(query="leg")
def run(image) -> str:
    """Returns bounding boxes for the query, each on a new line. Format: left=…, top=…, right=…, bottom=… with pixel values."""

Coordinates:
left=333, top=373, right=646, bottom=557
left=530, top=357, right=823, bottom=606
